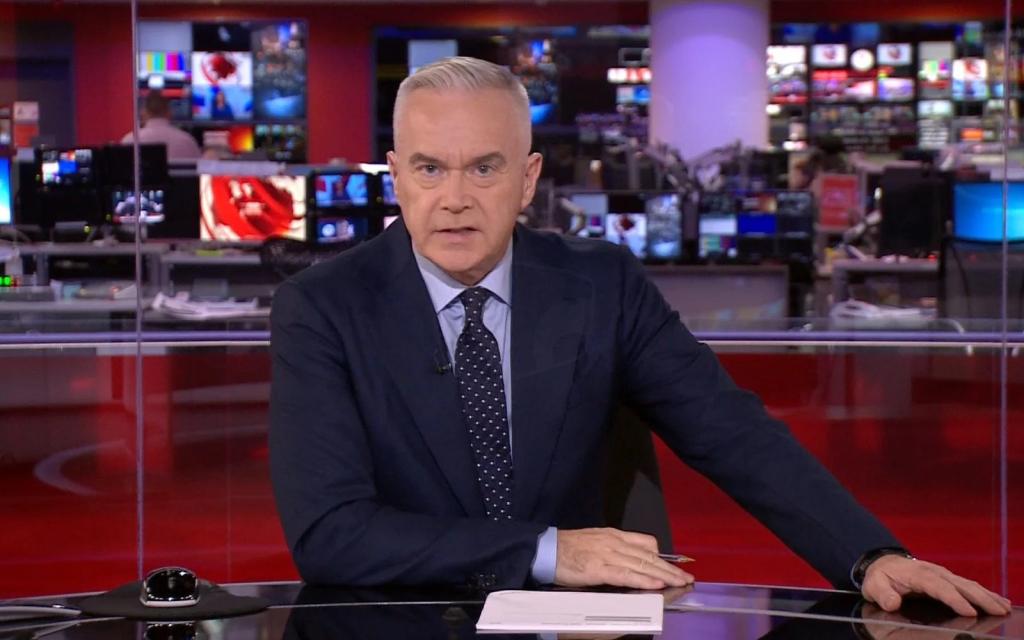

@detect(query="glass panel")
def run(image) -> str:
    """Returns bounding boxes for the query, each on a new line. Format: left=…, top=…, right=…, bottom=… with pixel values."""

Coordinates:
left=999, top=0, right=1018, bottom=601
left=0, top=0, right=141, bottom=598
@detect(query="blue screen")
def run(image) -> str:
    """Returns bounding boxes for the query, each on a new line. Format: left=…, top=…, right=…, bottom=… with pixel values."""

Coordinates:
left=0, top=157, right=10, bottom=224
left=953, top=183, right=1024, bottom=243
left=737, top=213, right=778, bottom=235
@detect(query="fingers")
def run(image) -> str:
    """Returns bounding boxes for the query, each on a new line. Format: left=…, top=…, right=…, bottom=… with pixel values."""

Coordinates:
left=610, top=549, right=693, bottom=587
left=862, top=572, right=905, bottom=613
left=947, top=575, right=1013, bottom=616
left=554, top=528, right=696, bottom=590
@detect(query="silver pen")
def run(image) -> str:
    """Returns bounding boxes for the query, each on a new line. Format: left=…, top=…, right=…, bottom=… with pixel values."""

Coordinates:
left=658, top=553, right=695, bottom=563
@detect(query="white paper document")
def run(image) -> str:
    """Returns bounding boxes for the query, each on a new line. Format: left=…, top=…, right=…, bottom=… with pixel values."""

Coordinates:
left=476, top=590, right=663, bottom=634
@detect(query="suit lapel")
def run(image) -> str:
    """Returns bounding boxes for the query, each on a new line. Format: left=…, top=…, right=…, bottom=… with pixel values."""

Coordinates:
left=374, top=222, right=485, bottom=517
left=510, top=227, right=592, bottom=519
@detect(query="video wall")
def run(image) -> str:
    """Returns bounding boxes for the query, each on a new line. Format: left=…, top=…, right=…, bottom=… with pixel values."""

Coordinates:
left=768, top=21, right=1020, bottom=153
left=138, top=20, right=308, bottom=162
left=374, top=25, right=651, bottom=158
left=375, top=21, right=1020, bottom=158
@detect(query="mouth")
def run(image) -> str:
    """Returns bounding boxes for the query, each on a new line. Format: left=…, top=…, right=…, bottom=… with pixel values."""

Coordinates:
left=436, top=226, right=479, bottom=237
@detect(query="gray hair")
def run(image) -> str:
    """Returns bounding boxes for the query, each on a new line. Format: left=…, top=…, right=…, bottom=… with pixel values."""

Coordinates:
left=393, top=56, right=531, bottom=140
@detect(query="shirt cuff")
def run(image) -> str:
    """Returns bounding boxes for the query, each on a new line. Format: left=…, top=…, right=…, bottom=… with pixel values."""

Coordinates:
left=530, top=527, right=559, bottom=584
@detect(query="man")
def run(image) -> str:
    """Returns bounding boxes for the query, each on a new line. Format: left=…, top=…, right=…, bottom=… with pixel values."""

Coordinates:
left=270, top=57, right=1011, bottom=616
left=121, top=92, right=202, bottom=161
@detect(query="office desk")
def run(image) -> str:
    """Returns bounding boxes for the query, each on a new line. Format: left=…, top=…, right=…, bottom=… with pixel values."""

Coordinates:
left=9, top=582, right=1022, bottom=639
left=826, top=258, right=939, bottom=307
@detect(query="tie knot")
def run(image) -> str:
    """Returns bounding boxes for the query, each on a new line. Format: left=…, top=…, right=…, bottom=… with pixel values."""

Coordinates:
left=459, top=287, right=491, bottom=322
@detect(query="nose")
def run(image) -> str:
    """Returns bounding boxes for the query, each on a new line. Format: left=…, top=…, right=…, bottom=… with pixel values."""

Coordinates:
left=440, top=172, right=471, bottom=214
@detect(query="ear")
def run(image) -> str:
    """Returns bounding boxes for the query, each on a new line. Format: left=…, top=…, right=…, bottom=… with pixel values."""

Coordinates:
left=386, top=151, right=402, bottom=205
left=519, top=152, right=544, bottom=211
left=386, top=150, right=399, bottom=184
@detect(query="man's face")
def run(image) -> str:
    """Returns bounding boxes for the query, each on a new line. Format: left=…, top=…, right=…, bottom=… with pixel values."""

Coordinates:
left=387, top=87, right=543, bottom=285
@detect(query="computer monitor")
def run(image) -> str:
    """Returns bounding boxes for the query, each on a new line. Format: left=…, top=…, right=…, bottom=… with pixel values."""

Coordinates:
left=199, top=174, right=307, bottom=241
left=109, top=189, right=165, bottom=226
left=254, top=124, right=307, bottom=163
left=605, top=213, right=647, bottom=259
left=313, top=215, right=370, bottom=245
left=645, top=193, right=682, bottom=261
left=380, top=173, right=399, bottom=207
left=699, top=214, right=738, bottom=260
left=0, top=156, right=11, bottom=225
left=38, top=147, right=96, bottom=187
left=102, top=143, right=169, bottom=188
left=878, top=166, right=952, bottom=257
left=952, top=182, right=1024, bottom=243
left=34, top=147, right=104, bottom=230
left=313, top=172, right=370, bottom=210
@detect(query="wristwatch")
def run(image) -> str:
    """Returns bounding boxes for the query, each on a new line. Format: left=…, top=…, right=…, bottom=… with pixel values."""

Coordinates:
left=850, top=546, right=915, bottom=589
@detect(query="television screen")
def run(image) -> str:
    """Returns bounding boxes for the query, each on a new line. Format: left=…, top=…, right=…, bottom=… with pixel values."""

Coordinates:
left=139, top=51, right=191, bottom=84
left=511, top=39, right=559, bottom=125
left=570, top=193, right=609, bottom=215
left=953, top=182, right=1024, bottom=243
left=811, top=70, right=854, bottom=101
left=0, top=157, right=11, bottom=225
left=953, top=58, right=989, bottom=100
left=254, top=123, right=307, bottom=162
left=919, top=42, right=954, bottom=99
left=699, top=214, right=738, bottom=259
left=315, top=173, right=370, bottom=209
left=878, top=77, right=915, bottom=101
left=252, top=22, right=307, bottom=120
left=110, top=189, right=165, bottom=225
left=192, top=23, right=252, bottom=52
left=315, top=216, right=370, bottom=244
left=811, top=44, right=847, bottom=68
left=192, top=85, right=253, bottom=120
left=192, top=51, right=253, bottom=87
left=39, top=148, right=95, bottom=187
left=605, top=213, right=647, bottom=258
left=877, top=43, right=912, bottom=66
left=737, top=213, right=778, bottom=235
left=645, top=194, right=682, bottom=260
left=767, top=45, right=808, bottom=104
left=776, top=191, right=814, bottom=217
left=199, top=125, right=254, bottom=153
left=381, top=173, right=398, bottom=206
left=199, top=174, right=307, bottom=241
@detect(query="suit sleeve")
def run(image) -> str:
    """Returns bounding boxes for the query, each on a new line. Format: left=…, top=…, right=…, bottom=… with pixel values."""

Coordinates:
left=613, top=250, right=901, bottom=588
left=270, top=280, right=546, bottom=588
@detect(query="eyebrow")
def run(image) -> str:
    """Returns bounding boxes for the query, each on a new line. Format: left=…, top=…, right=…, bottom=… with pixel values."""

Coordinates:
left=406, top=152, right=508, bottom=168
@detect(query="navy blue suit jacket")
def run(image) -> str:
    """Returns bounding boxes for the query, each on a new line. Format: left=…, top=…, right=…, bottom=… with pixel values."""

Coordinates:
left=270, top=219, right=900, bottom=590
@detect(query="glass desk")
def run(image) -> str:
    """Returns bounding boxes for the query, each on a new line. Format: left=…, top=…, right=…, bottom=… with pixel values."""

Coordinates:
left=4, top=582, right=1021, bottom=639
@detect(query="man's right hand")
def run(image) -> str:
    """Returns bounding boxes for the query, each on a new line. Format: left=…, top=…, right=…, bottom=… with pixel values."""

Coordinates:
left=554, top=528, right=695, bottom=590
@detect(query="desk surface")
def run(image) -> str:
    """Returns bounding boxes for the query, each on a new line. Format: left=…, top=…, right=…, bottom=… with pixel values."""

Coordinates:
left=7, top=582, right=1022, bottom=639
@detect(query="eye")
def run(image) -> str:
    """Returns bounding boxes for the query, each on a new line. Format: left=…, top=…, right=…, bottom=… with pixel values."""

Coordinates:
left=417, top=164, right=441, bottom=177
left=474, top=164, right=495, bottom=177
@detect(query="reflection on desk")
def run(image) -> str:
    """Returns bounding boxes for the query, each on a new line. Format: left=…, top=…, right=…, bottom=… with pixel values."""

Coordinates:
left=6, top=582, right=1019, bottom=640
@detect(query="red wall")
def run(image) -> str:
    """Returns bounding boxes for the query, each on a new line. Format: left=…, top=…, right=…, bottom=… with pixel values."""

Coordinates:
left=7, top=0, right=1023, bottom=162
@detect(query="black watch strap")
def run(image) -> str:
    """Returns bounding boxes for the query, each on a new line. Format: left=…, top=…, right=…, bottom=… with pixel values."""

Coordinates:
left=850, top=546, right=914, bottom=589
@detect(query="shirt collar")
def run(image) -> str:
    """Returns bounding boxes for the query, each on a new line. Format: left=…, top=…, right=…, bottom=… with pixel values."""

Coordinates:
left=413, top=239, right=513, bottom=314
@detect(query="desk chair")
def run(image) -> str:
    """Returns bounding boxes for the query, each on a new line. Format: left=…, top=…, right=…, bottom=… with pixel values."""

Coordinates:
left=602, top=405, right=673, bottom=552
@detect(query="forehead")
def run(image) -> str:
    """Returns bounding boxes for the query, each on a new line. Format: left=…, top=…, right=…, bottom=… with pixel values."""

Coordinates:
left=395, top=87, right=527, bottom=157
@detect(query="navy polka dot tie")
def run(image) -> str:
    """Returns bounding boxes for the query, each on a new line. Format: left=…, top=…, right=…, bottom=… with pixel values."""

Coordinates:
left=455, top=287, right=513, bottom=521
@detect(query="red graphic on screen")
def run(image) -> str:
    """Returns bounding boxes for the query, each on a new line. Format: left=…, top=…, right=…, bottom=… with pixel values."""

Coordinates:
left=200, top=53, right=240, bottom=85
left=200, top=176, right=305, bottom=241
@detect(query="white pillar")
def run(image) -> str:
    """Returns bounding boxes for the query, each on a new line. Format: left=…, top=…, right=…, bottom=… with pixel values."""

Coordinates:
left=649, top=0, right=769, bottom=160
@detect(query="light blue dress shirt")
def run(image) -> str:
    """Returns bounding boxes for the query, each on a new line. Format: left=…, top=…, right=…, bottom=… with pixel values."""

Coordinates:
left=413, top=241, right=558, bottom=585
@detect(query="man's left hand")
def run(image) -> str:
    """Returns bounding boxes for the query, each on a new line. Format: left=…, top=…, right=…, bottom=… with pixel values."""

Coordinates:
left=861, top=555, right=1012, bottom=617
